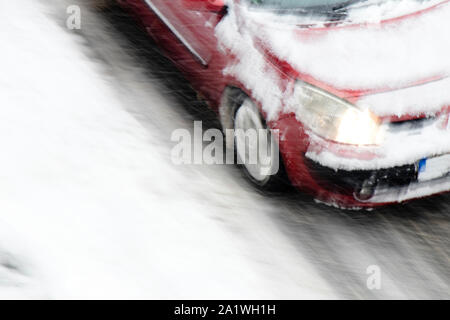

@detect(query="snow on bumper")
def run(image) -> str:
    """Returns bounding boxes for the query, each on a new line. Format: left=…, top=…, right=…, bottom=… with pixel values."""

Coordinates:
left=368, top=173, right=450, bottom=203
left=306, top=112, right=450, bottom=172
left=305, top=112, right=450, bottom=203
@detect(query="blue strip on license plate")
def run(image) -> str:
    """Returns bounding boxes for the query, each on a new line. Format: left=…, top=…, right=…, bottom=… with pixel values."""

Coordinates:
left=418, top=158, right=427, bottom=173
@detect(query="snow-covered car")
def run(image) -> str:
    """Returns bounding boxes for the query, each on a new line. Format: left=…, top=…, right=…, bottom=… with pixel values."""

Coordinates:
left=108, top=0, right=450, bottom=208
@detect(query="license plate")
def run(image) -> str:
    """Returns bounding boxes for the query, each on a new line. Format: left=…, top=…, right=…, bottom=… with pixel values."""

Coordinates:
left=418, top=154, right=450, bottom=182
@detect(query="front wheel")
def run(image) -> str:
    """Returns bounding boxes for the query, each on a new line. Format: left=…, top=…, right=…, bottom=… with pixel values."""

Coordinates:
left=233, top=98, right=286, bottom=190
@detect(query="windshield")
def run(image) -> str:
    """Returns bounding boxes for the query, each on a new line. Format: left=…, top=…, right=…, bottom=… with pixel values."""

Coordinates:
left=245, top=0, right=434, bottom=21
left=246, top=0, right=432, bottom=11
left=245, top=0, right=364, bottom=21
left=247, top=0, right=357, bottom=10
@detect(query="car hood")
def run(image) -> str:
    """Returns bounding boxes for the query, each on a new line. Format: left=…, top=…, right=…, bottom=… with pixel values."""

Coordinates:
left=250, top=0, right=450, bottom=117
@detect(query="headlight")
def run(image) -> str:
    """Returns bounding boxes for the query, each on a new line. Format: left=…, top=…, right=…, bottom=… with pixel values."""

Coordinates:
left=293, top=82, right=384, bottom=146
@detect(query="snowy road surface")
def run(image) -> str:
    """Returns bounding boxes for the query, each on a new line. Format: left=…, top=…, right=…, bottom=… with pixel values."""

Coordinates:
left=0, top=0, right=448, bottom=299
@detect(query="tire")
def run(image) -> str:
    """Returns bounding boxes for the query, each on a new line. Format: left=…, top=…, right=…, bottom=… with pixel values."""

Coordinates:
left=232, top=97, right=287, bottom=191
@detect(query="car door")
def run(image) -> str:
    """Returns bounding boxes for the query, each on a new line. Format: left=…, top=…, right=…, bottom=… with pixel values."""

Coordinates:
left=136, top=0, right=228, bottom=106
left=143, top=0, right=217, bottom=66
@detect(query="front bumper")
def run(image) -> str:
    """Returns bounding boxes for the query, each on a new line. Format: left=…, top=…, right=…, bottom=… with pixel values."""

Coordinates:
left=306, top=156, right=450, bottom=204
left=301, top=109, right=450, bottom=205
left=273, top=109, right=450, bottom=207
left=368, top=173, right=450, bottom=203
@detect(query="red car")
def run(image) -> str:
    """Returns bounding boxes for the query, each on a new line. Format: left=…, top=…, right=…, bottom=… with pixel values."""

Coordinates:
left=102, top=0, right=450, bottom=208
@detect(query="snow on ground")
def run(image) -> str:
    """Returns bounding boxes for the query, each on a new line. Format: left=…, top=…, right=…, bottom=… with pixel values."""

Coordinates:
left=0, top=1, right=334, bottom=299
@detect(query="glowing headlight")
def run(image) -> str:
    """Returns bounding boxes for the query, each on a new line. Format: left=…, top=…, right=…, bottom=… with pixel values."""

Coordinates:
left=294, top=82, right=384, bottom=145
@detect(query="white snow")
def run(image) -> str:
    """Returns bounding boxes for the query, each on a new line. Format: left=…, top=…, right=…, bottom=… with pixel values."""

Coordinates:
left=216, top=4, right=285, bottom=121
left=0, top=0, right=335, bottom=299
left=305, top=110, right=450, bottom=170
left=216, top=0, right=450, bottom=180
left=347, top=0, right=444, bottom=23
left=246, top=0, right=450, bottom=90
left=219, top=0, right=450, bottom=119
left=357, top=76, right=450, bottom=117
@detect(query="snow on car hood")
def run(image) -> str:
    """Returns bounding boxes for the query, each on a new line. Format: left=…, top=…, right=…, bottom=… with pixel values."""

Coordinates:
left=218, top=0, right=450, bottom=118
left=252, top=0, right=450, bottom=90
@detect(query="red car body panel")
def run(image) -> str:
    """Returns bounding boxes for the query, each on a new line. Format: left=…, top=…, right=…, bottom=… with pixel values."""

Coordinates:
left=118, top=0, right=450, bottom=207
left=118, top=0, right=229, bottom=109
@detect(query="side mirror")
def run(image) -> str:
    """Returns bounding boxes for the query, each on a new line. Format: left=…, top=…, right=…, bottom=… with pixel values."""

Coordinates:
left=182, top=0, right=226, bottom=13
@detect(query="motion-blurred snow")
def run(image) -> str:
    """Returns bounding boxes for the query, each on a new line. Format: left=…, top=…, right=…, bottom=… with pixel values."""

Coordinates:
left=0, top=0, right=334, bottom=299
left=0, top=0, right=448, bottom=300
